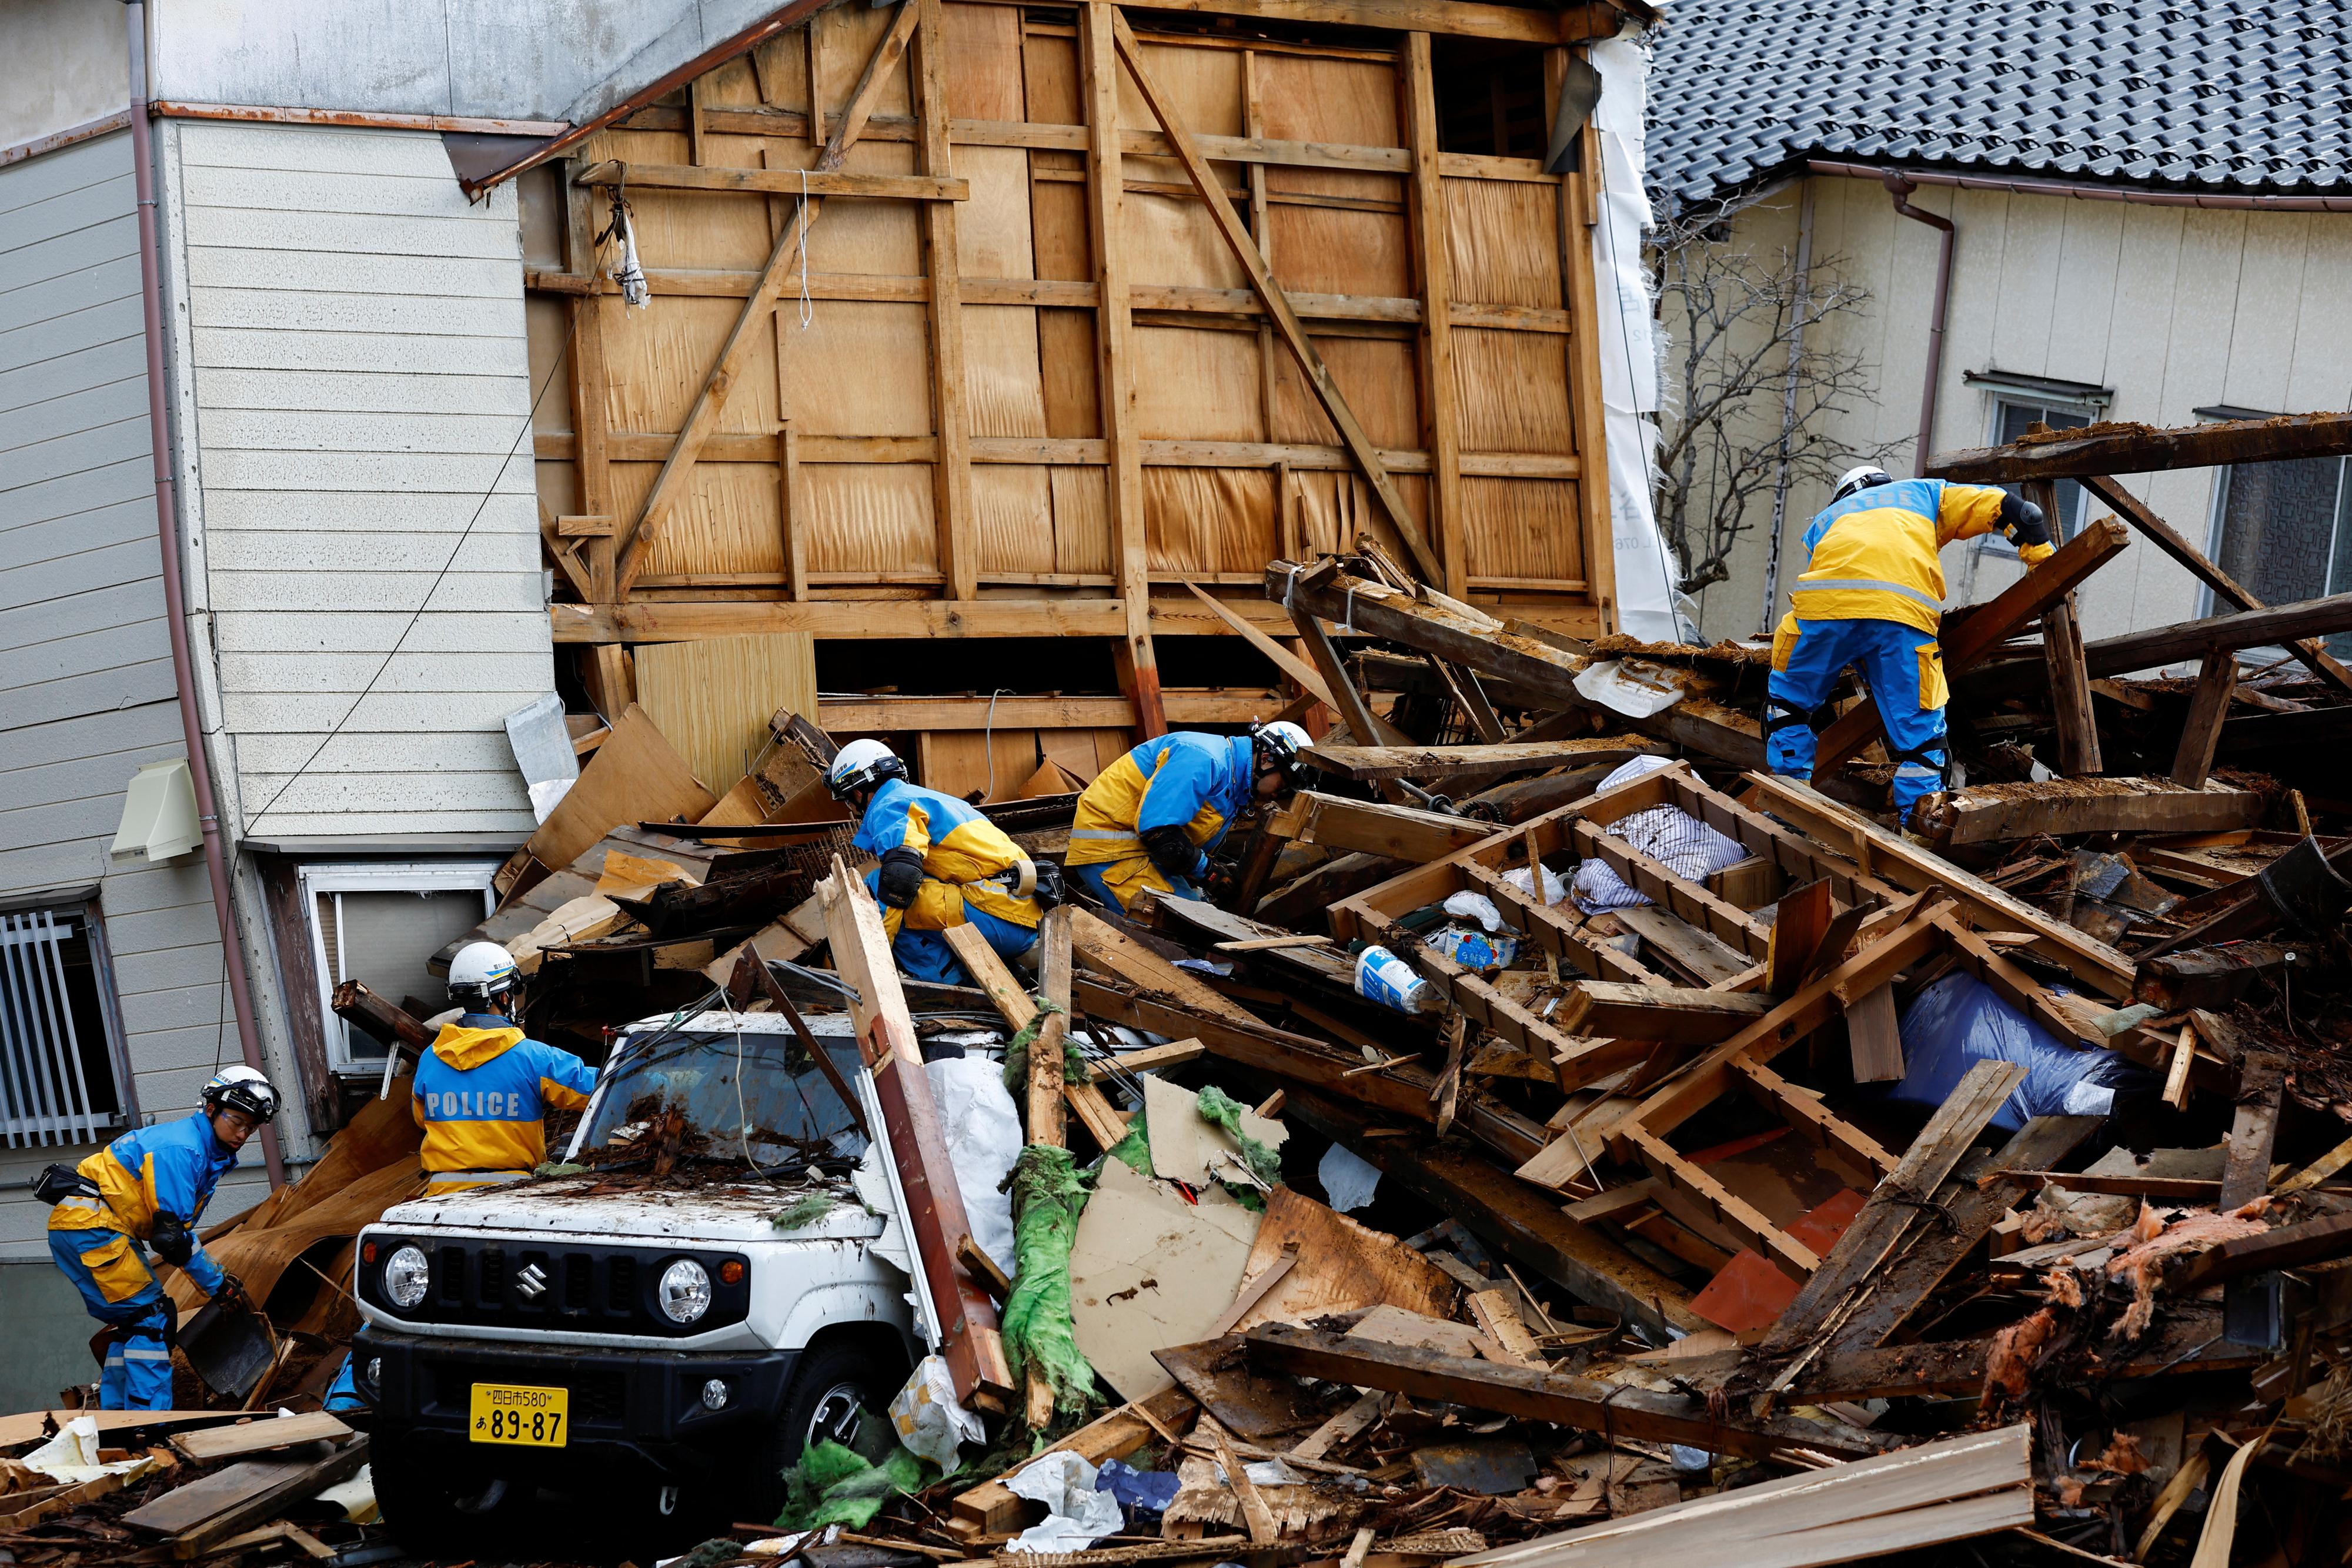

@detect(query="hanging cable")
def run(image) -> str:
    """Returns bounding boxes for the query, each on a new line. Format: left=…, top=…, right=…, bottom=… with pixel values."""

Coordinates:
left=797, top=168, right=815, bottom=329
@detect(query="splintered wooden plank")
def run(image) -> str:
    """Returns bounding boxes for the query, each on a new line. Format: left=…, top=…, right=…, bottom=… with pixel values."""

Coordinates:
left=1927, top=410, right=2352, bottom=483
left=1927, top=777, right=2266, bottom=844
left=1301, top=737, right=1669, bottom=783
left=1070, top=908, right=1258, bottom=1025
left=125, top=1440, right=369, bottom=1549
left=1243, top=1325, right=1895, bottom=1461
left=1752, top=1059, right=2031, bottom=1372
left=1274, top=790, right=1499, bottom=862
left=2219, top=1052, right=2287, bottom=1212
left=1554, top=981, right=1777, bottom=1045
left=1844, top=982, right=1904, bottom=1083
left=171, top=1413, right=352, bottom=1463
left=2171, top=654, right=2237, bottom=788
left=1766, top=878, right=1832, bottom=995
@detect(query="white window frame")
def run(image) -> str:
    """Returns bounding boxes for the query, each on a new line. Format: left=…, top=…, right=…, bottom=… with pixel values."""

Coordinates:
left=296, top=862, right=501, bottom=1072
left=1977, top=393, right=2097, bottom=556
left=0, top=897, right=138, bottom=1147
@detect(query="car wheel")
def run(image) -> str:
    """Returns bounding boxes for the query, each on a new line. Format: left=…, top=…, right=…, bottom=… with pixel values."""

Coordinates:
left=730, top=1338, right=907, bottom=1526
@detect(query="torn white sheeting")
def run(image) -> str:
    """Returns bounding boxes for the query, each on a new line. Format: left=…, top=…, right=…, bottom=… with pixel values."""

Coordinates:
left=1318, top=1142, right=1382, bottom=1213
left=927, top=1056, right=1022, bottom=1278
left=1573, top=658, right=1685, bottom=719
left=1004, top=1450, right=1125, bottom=1553
left=890, top=1354, right=987, bottom=1471
left=503, top=693, right=580, bottom=825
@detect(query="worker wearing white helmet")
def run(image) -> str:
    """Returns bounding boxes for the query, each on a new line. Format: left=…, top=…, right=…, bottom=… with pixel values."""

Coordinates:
left=827, top=740, right=1056, bottom=986
left=42, top=1066, right=277, bottom=1408
left=1767, top=465, right=2053, bottom=823
left=410, top=941, right=597, bottom=1195
left=1066, top=721, right=1311, bottom=913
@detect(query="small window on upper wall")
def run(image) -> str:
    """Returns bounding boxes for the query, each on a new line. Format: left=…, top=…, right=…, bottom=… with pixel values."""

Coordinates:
left=1980, top=397, right=2094, bottom=551
left=297, top=863, right=502, bottom=1072
left=2206, top=447, right=2352, bottom=657
left=1, top=897, right=134, bottom=1149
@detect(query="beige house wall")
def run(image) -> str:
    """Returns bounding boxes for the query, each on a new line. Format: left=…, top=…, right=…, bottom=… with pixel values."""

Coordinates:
left=1686, top=172, right=2352, bottom=663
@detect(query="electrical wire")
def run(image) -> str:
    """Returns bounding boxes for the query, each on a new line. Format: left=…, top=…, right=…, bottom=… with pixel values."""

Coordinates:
left=242, top=312, right=583, bottom=830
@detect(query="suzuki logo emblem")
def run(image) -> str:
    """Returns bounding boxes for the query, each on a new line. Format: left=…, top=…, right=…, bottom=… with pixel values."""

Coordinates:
left=514, top=1262, right=549, bottom=1300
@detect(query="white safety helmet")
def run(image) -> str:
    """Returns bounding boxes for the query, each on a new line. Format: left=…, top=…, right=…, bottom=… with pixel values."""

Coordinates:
left=1252, top=720, right=1313, bottom=772
left=447, top=941, right=522, bottom=1009
left=202, top=1065, right=280, bottom=1123
left=826, top=738, right=907, bottom=801
left=1832, top=464, right=1895, bottom=504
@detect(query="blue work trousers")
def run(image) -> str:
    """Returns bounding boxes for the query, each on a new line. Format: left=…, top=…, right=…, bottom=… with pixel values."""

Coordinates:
left=49, top=1228, right=176, bottom=1410
left=865, top=867, right=1040, bottom=985
left=1067, top=859, right=1201, bottom=915
left=1768, top=617, right=1950, bottom=814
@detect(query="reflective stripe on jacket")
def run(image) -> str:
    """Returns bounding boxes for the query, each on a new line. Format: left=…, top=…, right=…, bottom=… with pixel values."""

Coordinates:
left=852, top=778, right=1040, bottom=931
left=1787, top=477, right=2009, bottom=636
left=412, top=1018, right=597, bottom=1176
left=46, top=1111, right=236, bottom=1295
left=1066, top=733, right=1254, bottom=875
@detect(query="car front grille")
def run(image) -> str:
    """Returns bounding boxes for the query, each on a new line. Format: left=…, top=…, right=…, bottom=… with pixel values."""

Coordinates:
left=361, top=1235, right=749, bottom=1337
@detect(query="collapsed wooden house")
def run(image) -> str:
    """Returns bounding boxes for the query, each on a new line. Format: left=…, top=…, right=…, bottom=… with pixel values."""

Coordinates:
left=510, top=0, right=1633, bottom=794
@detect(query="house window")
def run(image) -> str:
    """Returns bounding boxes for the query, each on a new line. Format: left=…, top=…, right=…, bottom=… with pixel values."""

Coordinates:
left=0, top=897, right=134, bottom=1148
left=297, top=864, right=500, bottom=1071
left=1983, top=397, right=2094, bottom=549
left=2209, top=455, right=2352, bottom=651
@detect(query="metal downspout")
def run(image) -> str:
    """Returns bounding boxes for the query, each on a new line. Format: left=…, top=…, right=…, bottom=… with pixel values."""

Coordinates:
left=121, top=0, right=287, bottom=1186
left=1882, top=174, right=1955, bottom=479
left=1758, top=179, right=1815, bottom=633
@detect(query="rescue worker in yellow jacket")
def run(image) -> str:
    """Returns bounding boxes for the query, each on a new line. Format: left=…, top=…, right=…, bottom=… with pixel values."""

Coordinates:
left=1066, top=721, right=1311, bottom=913
left=43, top=1066, right=275, bottom=1409
left=1768, top=466, right=2054, bottom=820
left=412, top=942, right=597, bottom=1196
left=828, top=740, right=1057, bottom=986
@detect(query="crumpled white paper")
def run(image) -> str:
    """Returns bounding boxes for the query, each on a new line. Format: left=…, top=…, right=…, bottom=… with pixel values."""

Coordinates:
left=926, top=1057, right=1022, bottom=1278
left=23, top=1415, right=161, bottom=1486
left=1500, top=864, right=1571, bottom=906
left=1004, top=1450, right=1124, bottom=1553
left=889, top=1354, right=987, bottom=1472
left=1318, top=1142, right=1382, bottom=1212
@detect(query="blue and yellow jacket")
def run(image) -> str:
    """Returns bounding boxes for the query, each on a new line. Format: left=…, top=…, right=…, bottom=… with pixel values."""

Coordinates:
left=1782, top=477, right=2011, bottom=637
left=1067, top=733, right=1254, bottom=877
left=48, top=1112, right=236, bottom=1296
left=853, top=777, right=1038, bottom=933
left=412, top=1017, right=597, bottom=1176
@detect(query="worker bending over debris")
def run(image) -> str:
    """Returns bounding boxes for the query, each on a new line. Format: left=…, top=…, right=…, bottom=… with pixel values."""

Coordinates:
left=1768, top=465, right=2052, bottom=820
left=1067, top=721, right=1310, bottom=912
left=829, top=739, right=1056, bottom=985
left=413, top=942, right=597, bottom=1195
left=40, top=1066, right=275, bottom=1409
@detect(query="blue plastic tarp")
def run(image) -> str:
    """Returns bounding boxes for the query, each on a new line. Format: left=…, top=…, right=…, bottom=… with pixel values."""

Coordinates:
left=1873, top=973, right=2156, bottom=1133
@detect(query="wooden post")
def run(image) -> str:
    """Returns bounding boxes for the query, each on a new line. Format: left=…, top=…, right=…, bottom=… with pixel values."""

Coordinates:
left=2026, top=482, right=2101, bottom=775
left=1556, top=96, right=1615, bottom=633
left=820, top=859, right=1015, bottom=1408
left=1028, top=907, right=1072, bottom=1151
left=1289, top=607, right=1409, bottom=748
left=782, top=425, right=808, bottom=600
left=914, top=0, right=977, bottom=601
left=563, top=159, right=616, bottom=604
left=2171, top=651, right=2237, bottom=788
left=1084, top=4, right=1164, bottom=738
left=687, top=74, right=710, bottom=166
left=1405, top=34, right=1466, bottom=600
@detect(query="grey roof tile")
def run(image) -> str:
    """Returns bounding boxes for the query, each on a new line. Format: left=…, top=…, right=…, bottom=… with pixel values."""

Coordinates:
left=1644, top=0, right=2348, bottom=212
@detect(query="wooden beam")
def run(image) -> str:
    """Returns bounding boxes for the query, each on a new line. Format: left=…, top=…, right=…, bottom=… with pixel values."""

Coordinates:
left=613, top=1, right=920, bottom=597
left=2219, top=1052, right=2286, bottom=1213
left=1920, top=777, right=2263, bottom=844
left=1111, top=12, right=1443, bottom=584
left=1243, top=1325, right=1892, bottom=1460
left=1290, top=606, right=1415, bottom=747
left=2171, top=653, right=2237, bottom=788
left=1813, top=517, right=2128, bottom=772
left=940, top=922, right=1131, bottom=1148
left=2179, top=1211, right=2352, bottom=1290
left=1765, top=878, right=1832, bottom=995
left=1970, top=588, right=2352, bottom=695
left=1267, top=790, right=1501, bottom=861
left=1927, top=410, right=2352, bottom=483
left=819, top=858, right=1014, bottom=1406
left=1084, top=3, right=1163, bottom=739
left=1301, top=737, right=1668, bottom=782
left=1183, top=580, right=1339, bottom=708
left=1557, top=105, right=1615, bottom=631
left=2040, top=606, right=2102, bottom=777
left=1028, top=907, right=1073, bottom=1154
left=914, top=0, right=977, bottom=601
left=577, top=161, right=967, bottom=201
left=1404, top=34, right=1465, bottom=597
left=2083, top=474, right=2352, bottom=696
left=1553, top=981, right=1778, bottom=1044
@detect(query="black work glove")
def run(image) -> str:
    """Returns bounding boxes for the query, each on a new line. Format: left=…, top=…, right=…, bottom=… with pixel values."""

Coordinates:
left=1140, top=825, right=1201, bottom=885
left=1201, top=860, right=1240, bottom=905
left=151, top=1211, right=194, bottom=1267
left=213, top=1272, right=245, bottom=1307
left=1031, top=859, right=1066, bottom=908
left=1999, top=492, right=2052, bottom=550
left=875, top=846, right=926, bottom=910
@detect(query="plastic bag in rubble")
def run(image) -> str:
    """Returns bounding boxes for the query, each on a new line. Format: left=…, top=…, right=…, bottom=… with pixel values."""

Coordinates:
left=1501, top=863, right=1571, bottom=905
left=1572, top=658, right=1686, bottom=717
left=1872, top=972, right=2154, bottom=1134
left=1571, top=756, right=1746, bottom=914
left=1004, top=1450, right=1124, bottom=1553
left=926, top=1055, right=1021, bottom=1278
left=1426, top=925, right=1518, bottom=970
left=888, top=1354, right=985, bottom=1472
left=1354, top=945, right=1436, bottom=1014
left=1444, top=890, right=1506, bottom=932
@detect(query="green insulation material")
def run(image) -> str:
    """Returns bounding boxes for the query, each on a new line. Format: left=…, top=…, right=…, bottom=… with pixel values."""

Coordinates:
left=774, top=1435, right=927, bottom=1529
left=1104, top=1099, right=1152, bottom=1175
left=1002, top=1144, right=1100, bottom=1422
left=1001, top=998, right=1091, bottom=1095
left=1195, top=1084, right=1284, bottom=1191
left=770, top=1192, right=843, bottom=1231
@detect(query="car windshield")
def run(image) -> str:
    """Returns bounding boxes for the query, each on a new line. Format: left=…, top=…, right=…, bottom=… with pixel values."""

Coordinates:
left=582, top=1026, right=870, bottom=1173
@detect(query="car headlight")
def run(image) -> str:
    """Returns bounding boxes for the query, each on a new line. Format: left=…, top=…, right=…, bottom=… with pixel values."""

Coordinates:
left=383, top=1245, right=429, bottom=1309
left=658, top=1259, right=711, bottom=1323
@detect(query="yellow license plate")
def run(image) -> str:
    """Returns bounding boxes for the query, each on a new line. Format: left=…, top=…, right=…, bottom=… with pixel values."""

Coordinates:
left=469, top=1383, right=569, bottom=1447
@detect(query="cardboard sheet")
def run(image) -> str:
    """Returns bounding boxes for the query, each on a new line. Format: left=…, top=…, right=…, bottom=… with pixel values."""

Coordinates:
left=1068, top=1156, right=1263, bottom=1401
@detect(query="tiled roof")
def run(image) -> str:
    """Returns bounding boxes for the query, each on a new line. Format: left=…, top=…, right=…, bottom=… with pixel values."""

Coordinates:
left=1643, top=0, right=2350, bottom=215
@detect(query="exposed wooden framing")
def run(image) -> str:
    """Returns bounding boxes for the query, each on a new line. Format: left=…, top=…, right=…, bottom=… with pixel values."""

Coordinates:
left=1184, top=581, right=1339, bottom=708
left=1969, top=588, right=2352, bottom=697
left=2171, top=652, right=2237, bottom=788
left=577, top=161, right=968, bottom=202
left=1085, top=3, right=1165, bottom=738
left=2039, top=599, right=2103, bottom=780
left=1556, top=100, right=1615, bottom=631
left=2081, top=474, right=2352, bottom=696
left=1927, top=410, right=2352, bottom=483
left=613, top=1, right=921, bottom=597
left=941, top=922, right=1131, bottom=1148
left=1813, top=516, right=2128, bottom=772
left=1405, top=34, right=1465, bottom=597
left=562, top=159, right=617, bottom=604
left=782, top=425, right=807, bottom=600
left=1300, top=737, right=1667, bottom=782
left=1111, top=12, right=1443, bottom=584
left=914, top=0, right=977, bottom=601
left=1290, top=609, right=1412, bottom=748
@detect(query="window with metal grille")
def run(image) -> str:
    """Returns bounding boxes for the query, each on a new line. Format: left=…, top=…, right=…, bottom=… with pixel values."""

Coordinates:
left=0, top=902, right=132, bottom=1148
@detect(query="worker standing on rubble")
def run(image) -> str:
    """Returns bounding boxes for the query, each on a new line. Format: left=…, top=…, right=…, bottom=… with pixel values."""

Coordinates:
left=41, top=1067, right=275, bottom=1409
left=413, top=942, right=597, bottom=1196
left=1066, top=721, right=1312, bottom=912
left=828, top=739, right=1057, bottom=985
left=1767, top=466, right=2053, bottom=821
